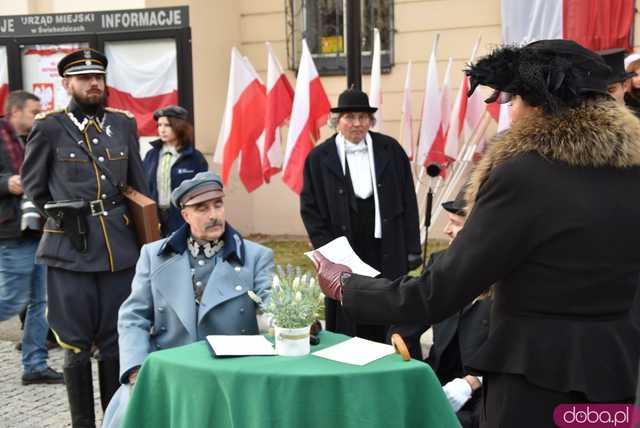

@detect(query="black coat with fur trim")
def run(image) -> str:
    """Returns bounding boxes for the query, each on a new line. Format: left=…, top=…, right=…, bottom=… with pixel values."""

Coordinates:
left=342, top=100, right=640, bottom=401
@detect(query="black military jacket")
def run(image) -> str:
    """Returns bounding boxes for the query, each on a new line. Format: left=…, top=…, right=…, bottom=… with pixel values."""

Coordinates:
left=22, top=100, right=149, bottom=272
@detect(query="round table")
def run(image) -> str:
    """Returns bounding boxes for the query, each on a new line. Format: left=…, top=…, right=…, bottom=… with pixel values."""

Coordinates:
left=121, top=331, right=460, bottom=428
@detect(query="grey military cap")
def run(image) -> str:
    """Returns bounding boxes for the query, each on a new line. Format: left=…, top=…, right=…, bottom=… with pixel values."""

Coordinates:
left=171, top=171, right=224, bottom=208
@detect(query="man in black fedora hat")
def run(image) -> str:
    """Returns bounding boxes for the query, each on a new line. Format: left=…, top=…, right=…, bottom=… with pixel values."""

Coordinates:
left=300, top=88, right=422, bottom=351
left=599, top=48, right=636, bottom=104
left=21, top=48, right=149, bottom=427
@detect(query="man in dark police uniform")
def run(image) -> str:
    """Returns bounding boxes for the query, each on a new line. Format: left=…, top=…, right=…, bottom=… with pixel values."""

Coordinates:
left=21, top=48, right=148, bottom=428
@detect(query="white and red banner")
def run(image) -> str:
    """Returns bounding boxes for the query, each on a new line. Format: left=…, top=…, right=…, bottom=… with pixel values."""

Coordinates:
left=238, top=56, right=267, bottom=192
left=502, top=0, right=634, bottom=50
left=215, top=47, right=266, bottom=189
left=263, top=42, right=293, bottom=182
left=399, top=61, right=414, bottom=160
left=416, top=37, right=443, bottom=168
left=443, top=76, right=468, bottom=162
left=440, top=58, right=453, bottom=137
left=282, top=39, right=330, bottom=194
left=21, top=44, right=84, bottom=113
left=105, top=39, right=178, bottom=136
left=369, top=27, right=383, bottom=132
left=0, top=46, right=8, bottom=116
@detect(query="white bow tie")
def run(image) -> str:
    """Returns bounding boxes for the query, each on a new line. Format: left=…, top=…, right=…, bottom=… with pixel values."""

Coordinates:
left=344, top=143, right=368, bottom=154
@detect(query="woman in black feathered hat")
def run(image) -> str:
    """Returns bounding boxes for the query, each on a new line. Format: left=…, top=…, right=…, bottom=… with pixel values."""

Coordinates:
left=312, top=39, right=640, bottom=427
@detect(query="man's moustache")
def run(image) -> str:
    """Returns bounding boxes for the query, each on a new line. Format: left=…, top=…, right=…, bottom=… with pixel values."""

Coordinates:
left=204, top=219, right=224, bottom=229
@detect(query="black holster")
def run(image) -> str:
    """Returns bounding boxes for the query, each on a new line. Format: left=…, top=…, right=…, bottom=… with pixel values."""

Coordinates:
left=44, top=200, right=89, bottom=252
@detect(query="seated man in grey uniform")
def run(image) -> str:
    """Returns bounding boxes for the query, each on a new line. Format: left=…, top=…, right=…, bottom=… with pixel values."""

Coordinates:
left=103, top=171, right=273, bottom=427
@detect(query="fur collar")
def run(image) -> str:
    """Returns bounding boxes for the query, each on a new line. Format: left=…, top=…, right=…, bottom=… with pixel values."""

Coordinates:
left=465, top=100, right=640, bottom=214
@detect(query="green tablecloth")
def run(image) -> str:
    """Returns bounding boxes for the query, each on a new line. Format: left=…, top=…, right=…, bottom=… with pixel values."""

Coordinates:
left=121, top=331, right=460, bottom=428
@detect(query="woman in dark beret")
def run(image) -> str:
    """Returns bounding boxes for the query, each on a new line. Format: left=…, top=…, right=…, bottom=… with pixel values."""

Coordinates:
left=313, top=40, right=640, bottom=427
left=143, top=105, right=208, bottom=236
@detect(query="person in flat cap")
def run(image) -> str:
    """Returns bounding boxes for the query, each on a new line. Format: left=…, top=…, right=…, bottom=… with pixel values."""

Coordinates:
left=300, top=87, right=423, bottom=352
left=102, top=171, right=273, bottom=428
left=143, top=105, right=208, bottom=237
left=312, top=39, right=640, bottom=427
left=21, top=47, right=149, bottom=426
left=598, top=48, right=636, bottom=104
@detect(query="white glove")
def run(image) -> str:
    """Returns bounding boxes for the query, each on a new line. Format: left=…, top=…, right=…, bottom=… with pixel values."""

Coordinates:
left=442, top=377, right=472, bottom=412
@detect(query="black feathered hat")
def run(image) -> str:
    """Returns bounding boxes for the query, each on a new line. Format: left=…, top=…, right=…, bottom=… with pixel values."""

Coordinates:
left=465, top=39, right=612, bottom=115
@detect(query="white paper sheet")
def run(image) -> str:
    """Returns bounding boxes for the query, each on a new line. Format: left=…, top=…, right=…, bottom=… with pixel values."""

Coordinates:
left=304, top=236, right=381, bottom=277
left=206, top=335, right=276, bottom=356
left=312, top=337, right=395, bottom=366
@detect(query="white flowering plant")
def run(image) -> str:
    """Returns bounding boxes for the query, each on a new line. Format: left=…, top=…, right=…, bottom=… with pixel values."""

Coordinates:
left=248, top=265, right=323, bottom=329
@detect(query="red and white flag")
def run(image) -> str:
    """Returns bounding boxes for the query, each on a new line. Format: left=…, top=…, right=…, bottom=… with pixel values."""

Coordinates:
left=416, top=36, right=443, bottom=168
left=369, top=27, right=383, bottom=132
left=0, top=47, right=9, bottom=116
left=105, top=40, right=178, bottom=136
left=440, top=58, right=453, bottom=135
left=263, top=42, right=294, bottom=182
left=443, top=76, right=467, bottom=161
left=237, top=56, right=267, bottom=192
left=444, top=37, right=481, bottom=161
left=282, top=39, right=330, bottom=194
left=501, top=0, right=634, bottom=50
left=399, top=61, right=414, bottom=160
left=465, top=76, right=487, bottom=156
left=214, top=48, right=266, bottom=190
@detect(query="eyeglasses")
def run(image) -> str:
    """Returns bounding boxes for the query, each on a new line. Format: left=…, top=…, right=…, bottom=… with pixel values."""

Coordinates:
left=341, top=113, right=371, bottom=123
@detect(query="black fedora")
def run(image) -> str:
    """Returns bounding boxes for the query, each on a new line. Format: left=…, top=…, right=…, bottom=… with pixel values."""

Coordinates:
left=599, top=48, right=636, bottom=84
left=330, top=88, right=378, bottom=114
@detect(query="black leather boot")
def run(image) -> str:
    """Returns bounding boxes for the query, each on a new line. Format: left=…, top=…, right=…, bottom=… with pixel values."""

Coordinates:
left=98, top=357, right=120, bottom=411
left=63, top=360, right=96, bottom=428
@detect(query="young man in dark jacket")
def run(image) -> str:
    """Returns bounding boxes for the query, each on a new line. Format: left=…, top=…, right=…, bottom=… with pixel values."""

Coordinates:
left=0, top=90, right=63, bottom=384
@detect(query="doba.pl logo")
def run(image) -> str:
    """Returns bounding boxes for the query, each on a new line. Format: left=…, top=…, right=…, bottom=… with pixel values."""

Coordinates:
left=553, top=404, right=640, bottom=427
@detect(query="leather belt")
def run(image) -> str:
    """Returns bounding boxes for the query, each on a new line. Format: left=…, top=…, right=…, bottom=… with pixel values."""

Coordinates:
left=81, top=194, right=125, bottom=217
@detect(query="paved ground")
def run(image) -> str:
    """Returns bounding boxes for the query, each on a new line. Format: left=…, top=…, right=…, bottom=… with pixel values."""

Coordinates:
left=0, top=317, right=104, bottom=428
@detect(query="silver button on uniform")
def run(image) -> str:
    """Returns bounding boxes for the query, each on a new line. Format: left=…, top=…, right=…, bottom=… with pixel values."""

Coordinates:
left=100, top=175, right=106, bottom=180
left=92, top=138, right=99, bottom=144
left=198, top=260, right=205, bottom=266
left=69, top=153, right=76, bottom=158
left=235, top=285, right=242, bottom=291
left=98, top=156, right=105, bottom=162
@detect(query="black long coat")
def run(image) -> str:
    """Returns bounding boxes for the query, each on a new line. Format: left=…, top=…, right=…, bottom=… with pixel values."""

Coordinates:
left=341, top=101, right=640, bottom=410
left=300, top=131, right=421, bottom=338
left=300, top=131, right=420, bottom=277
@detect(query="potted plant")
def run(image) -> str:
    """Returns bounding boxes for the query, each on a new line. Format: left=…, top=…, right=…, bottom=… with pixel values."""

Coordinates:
left=248, top=265, right=323, bottom=356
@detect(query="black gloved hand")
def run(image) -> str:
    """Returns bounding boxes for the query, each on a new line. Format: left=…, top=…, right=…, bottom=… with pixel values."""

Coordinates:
left=407, top=253, right=422, bottom=271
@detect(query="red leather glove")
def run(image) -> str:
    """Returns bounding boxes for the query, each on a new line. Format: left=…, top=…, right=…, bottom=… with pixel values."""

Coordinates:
left=311, top=251, right=352, bottom=302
